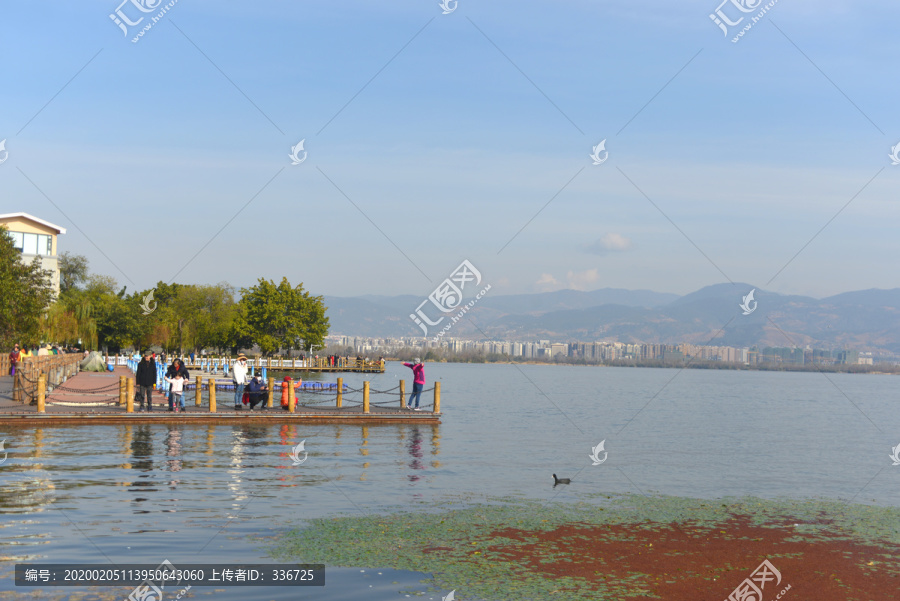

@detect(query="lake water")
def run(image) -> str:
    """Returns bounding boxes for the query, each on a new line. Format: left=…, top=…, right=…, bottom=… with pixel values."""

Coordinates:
left=1, top=362, right=898, bottom=600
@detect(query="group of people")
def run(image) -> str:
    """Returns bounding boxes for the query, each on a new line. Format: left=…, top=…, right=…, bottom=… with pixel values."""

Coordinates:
left=8, top=343, right=74, bottom=375
left=134, top=351, right=194, bottom=413
left=126, top=351, right=425, bottom=413
left=230, top=353, right=269, bottom=411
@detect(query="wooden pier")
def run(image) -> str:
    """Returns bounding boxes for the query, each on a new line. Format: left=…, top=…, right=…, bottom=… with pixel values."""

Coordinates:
left=0, top=362, right=439, bottom=426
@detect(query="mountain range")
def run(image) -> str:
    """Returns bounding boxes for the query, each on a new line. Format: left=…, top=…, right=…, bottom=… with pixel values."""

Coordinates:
left=323, top=284, right=900, bottom=353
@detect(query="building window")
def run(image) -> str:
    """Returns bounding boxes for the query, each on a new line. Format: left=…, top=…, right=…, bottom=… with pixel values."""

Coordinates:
left=9, top=231, right=52, bottom=256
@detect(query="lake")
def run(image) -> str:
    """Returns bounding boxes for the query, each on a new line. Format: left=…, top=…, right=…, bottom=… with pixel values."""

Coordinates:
left=1, top=362, right=898, bottom=600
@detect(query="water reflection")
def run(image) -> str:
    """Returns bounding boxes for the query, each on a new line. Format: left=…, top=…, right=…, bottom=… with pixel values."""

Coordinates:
left=407, top=426, right=424, bottom=483
left=165, top=426, right=183, bottom=475
left=128, top=425, right=158, bottom=512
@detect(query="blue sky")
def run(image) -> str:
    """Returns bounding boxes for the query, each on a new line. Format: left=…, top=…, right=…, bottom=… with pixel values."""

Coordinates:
left=2, top=0, right=898, bottom=299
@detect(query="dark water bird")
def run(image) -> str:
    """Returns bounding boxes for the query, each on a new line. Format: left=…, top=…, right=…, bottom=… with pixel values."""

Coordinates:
left=552, top=474, right=571, bottom=487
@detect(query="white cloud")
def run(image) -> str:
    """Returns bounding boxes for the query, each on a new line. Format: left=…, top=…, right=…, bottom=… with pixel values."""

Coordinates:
left=584, top=233, right=633, bottom=255
left=535, top=273, right=560, bottom=291
left=566, top=269, right=600, bottom=291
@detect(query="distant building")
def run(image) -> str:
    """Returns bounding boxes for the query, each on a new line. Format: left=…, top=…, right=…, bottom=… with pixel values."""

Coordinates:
left=0, top=212, right=66, bottom=295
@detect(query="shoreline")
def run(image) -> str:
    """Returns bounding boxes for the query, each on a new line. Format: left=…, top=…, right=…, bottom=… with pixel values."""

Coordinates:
left=385, top=357, right=900, bottom=374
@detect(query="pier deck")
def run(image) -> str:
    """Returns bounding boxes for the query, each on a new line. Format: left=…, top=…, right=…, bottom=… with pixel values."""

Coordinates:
left=0, top=369, right=439, bottom=426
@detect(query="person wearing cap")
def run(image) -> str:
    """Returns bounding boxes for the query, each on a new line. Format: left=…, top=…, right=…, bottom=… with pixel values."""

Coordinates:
left=135, top=350, right=157, bottom=412
left=232, top=354, right=249, bottom=410
left=247, top=372, right=267, bottom=411
left=402, top=358, right=425, bottom=410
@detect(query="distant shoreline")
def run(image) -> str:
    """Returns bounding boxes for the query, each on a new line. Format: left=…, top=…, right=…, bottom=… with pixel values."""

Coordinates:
left=384, top=357, right=900, bottom=374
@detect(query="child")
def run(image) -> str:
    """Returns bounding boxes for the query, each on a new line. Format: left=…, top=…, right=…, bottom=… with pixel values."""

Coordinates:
left=164, top=372, right=186, bottom=412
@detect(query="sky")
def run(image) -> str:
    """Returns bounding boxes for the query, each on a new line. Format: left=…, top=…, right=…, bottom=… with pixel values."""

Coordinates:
left=2, top=0, right=899, bottom=301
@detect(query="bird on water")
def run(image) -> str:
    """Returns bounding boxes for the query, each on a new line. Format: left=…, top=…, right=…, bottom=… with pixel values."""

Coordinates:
left=552, top=474, right=571, bottom=486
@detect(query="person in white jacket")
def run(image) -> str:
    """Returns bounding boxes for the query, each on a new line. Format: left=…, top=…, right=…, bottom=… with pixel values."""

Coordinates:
left=232, top=354, right=249, bottom=410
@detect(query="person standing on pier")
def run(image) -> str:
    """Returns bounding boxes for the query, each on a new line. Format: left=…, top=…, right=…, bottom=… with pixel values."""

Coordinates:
left=165, top=359, right=190, bottom=411
left=403, top=358, right=425, bottom=411
left=232, top=354, right=249, bottom=410
left=136, top=350, right=157, bottom=412
left=8, top=344, right=20, bottom=376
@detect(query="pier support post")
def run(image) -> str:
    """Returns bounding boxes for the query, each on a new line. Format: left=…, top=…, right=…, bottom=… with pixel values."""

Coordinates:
left=12, top=370, right=21, bottom=404
left=126, top=378, right=134, bottom=413
left=363, top=381, right=370, bottom=414
left=267, top=377, right=274, bottom=408
left=399, top=380, right=405, bottom=408
left=336, top=377, right=343, bottom=408
left=209, top=379, right=216, bottom=413
left=433, top=381, right=440, bottom=414
left=288, top=382, right=296, bottom=413
left=119, top=376, right=126, bottom=406
left=195, top=376, right=202, bottom=407
left=37, top=372, right=46, bottom=413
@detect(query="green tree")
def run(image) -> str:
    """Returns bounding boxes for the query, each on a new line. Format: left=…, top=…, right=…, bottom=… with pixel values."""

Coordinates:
left=235, top=277, right=329, bottom=355
left=0, top=226, right=54, bottom=349
left=58, top=252, right=89, bottom=294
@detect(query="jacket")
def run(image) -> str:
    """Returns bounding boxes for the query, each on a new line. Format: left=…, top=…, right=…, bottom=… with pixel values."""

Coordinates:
left=136, top=358, right=157, bottom=387
left=232, top=360, right=249, bottom=385
left=166, top=362, right=190, bottom=379
left=165, top=376, right=185, bottom=394
left=248, top=377, right=264, bottom=394
left=403, top=362, right=425, bottom=385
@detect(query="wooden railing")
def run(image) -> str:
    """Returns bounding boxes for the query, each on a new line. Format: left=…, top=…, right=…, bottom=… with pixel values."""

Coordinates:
left=12, top=353, right=81, bottom=405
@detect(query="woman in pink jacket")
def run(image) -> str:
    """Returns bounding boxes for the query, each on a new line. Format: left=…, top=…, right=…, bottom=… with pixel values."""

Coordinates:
left=403, top=358, right=425, bottom=410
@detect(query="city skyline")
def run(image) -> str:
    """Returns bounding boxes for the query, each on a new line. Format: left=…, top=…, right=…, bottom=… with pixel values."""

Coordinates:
left=2, top=1, right=898, bottom=301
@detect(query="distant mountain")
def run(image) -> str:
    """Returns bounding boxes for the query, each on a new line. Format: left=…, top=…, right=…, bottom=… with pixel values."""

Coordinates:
left=323, top=285, right=900, bottom=352
left=323, top=288, right=678, bottom=338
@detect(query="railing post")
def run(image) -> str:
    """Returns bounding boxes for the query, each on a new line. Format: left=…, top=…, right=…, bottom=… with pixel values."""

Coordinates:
left=208, top=379, right=216, bottom=412
left=195, top=376, right=202, bottom=407
left=37, top=372, right=46, bottom=413
left=336, top=377, right=343, bottom=408
left=126, top=377, right=134, bottom=413
left=363, top=381, right=370, bottom=414
left=267, top=377, right=274, bottom=408
left=399, top=380, right=406, bottom=408
left=433, top=381, right=440, bottom=414
left=288, top=382, right=296, bottom=413
left=12, top=369, right=21, bottom=404
left=119, top=375, right=126, bottom=406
